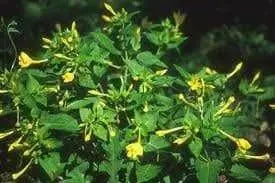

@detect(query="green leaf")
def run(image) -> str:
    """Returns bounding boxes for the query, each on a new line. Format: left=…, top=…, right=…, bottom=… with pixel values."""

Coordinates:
left=135, top=111, right=158, bottom=134
left=93, top=124, right=108, bottom=141
left=230, top=164, right=262, bottom=182
left=195, top=159, right=223, bottom=183
left=144, top=135, right=170, bottom=152
left=41, top=113, right=79, bottom=132
left=41, top=138, right=63, bottom=150
left=137, top=51, right=167, bottom=68
left=99, top=135, right=123, bottom=183
left=78, top=73, right=96, bottom=89
left=188, top=137, right=203, bottom=158
left=26, top=74, right=40, bottom=93
left=262, top=174, right=275, bottom=183
left=62, top=162, right=89, bottom=183
left=39, top=152, right=66, bottom=181
left=174, top=64, right=191, bottom=79
left=79, top=108, right=92, bottom=122
left=124, top=59, right=150, bottom=77
left=66, top=97, right=97, bottom=111
left=34, top=93, right=47, bottom=107
left=136, top=164, right=161, bottom=183
left=91, top=32, right=121, bottom=55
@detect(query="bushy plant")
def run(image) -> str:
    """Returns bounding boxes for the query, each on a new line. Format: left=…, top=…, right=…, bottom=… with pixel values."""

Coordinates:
left=0, top=4, right=274, bottom=182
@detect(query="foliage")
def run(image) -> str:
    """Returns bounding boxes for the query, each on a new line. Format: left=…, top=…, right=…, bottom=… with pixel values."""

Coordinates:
left=0, top=4, right=274, bottom=183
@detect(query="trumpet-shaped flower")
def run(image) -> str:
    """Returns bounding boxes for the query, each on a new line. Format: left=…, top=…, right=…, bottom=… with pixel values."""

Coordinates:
left=173, top=133, right=191, bottom=145
left=18, top=52, right=48, bottom=68
left=62, top=72, right=74, bottom=83
left=12, top=159, right=33, bottom=180
left=226, top=62, right=243, bottom=79
left=156, top=126, right=184, bottom=137
left=219, top=129, right=251, bottom=153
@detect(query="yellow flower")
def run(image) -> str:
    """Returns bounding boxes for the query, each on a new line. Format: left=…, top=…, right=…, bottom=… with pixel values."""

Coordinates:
left=104, top=3, right=117, bottom=16
left=215, top=96, right=235, bottom=117
left=187, top=77, right=202, bottom=92
left=62, top=72, right=74, bottom=83
left=269, top=167, right=275, bottom=174
left=42, top=37, right=52, bottom=44
left=102, top=15, right=112, bottom=22
left=227, top=62, right=243, bottom=79
left=156, top=126, right=184, bottom=137
left=269, top=104, right=275, bottom=109
left=173, top=134, right=191, bottom=145
left=0, top=130, right=14, bottom=140
left=155, top=69, right=168, bottom=76
left=241, top=153, right=270, bottom=161
left=12, top=159, right=33, bottom=180
left=218, top=129, right=251, bottom=153
left=235, top=138, right=252, bottom=153
left=126, top=141, right=143, bottom=160
left=18, top=52, right=47, bottom=68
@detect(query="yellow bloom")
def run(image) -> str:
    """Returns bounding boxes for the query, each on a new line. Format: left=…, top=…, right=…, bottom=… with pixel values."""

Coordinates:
left=54, top=53, right=73, bottom=60
left=102, top=15, right=112, bottom=22
left=62, top=72, right=74, bottom=83
left=187, top=77, right=202, bottom=92
left=218, top=129, right=251, bottom=153
left=173, top=134, right=191, bottom=145
left=227, top=62, right=243, bottom=79
left=235, top=138, right=252, bottom=153
left=269, top=104, right=275, bottom=109
left=12, top=159, right=33, bottom=180
left=156, top=126, right=184, bottom=137
left=155, top=69, right=168, bottom=76
left=0, top=130, right=14, bottom=140
left=42, top=37, right=52, bottom=44
left=104, top=3, right=117, bottom=16
left=18, top=52, right=47, bottom=68
left=269, top=167, right=275, bottom=174
left=215, top=96, right=235, bottom=117
left=126, top=141, right=143, bottom=160
left=242, top=153, right=270, bottom=161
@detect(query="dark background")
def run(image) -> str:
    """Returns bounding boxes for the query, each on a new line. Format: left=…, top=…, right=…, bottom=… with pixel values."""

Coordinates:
left=1, top=0, right=275, bottom=74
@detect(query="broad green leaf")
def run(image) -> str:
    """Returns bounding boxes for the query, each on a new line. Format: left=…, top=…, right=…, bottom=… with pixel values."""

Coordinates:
left=137, top=51, right=167, bottom=68
left=41, top=138, right=63, bottom=150
left=136, top=164, right=161, bottom=183
left=78, top=73, right=96, bottom=89
left=195, top=159, right=223, bottom=183
left=39, top=152, right=66, bottom=181
left=124, top=59, right=149, bottom=77
left=174, top=64, right=191, bottom=79
left=26, top=74, right=40, bottom=93
left=135, top=111, right=158, bottom=134
left=41, top=113, right=79, bottom=132
left=34, top=93, right=47, bottom=106
left=144, top=135, right=170, bottom=152
left=27, top=69, right=48, bottom=78
left=188, top=137, right=203, bottom=158
left=62, top=162, right=89, bottom=183
left=91, top=32, right=121, bottom=55
left=66, top=97, right=96, bottom=111
left=93, top=124, right=108, bottom=141
left=99, top=135, right=123, bottom=183
left=79, top=108, right=92, bottom=122
left=262, top=174, right=275, bottom=183
left=230, top=164, right=262, bottom=182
